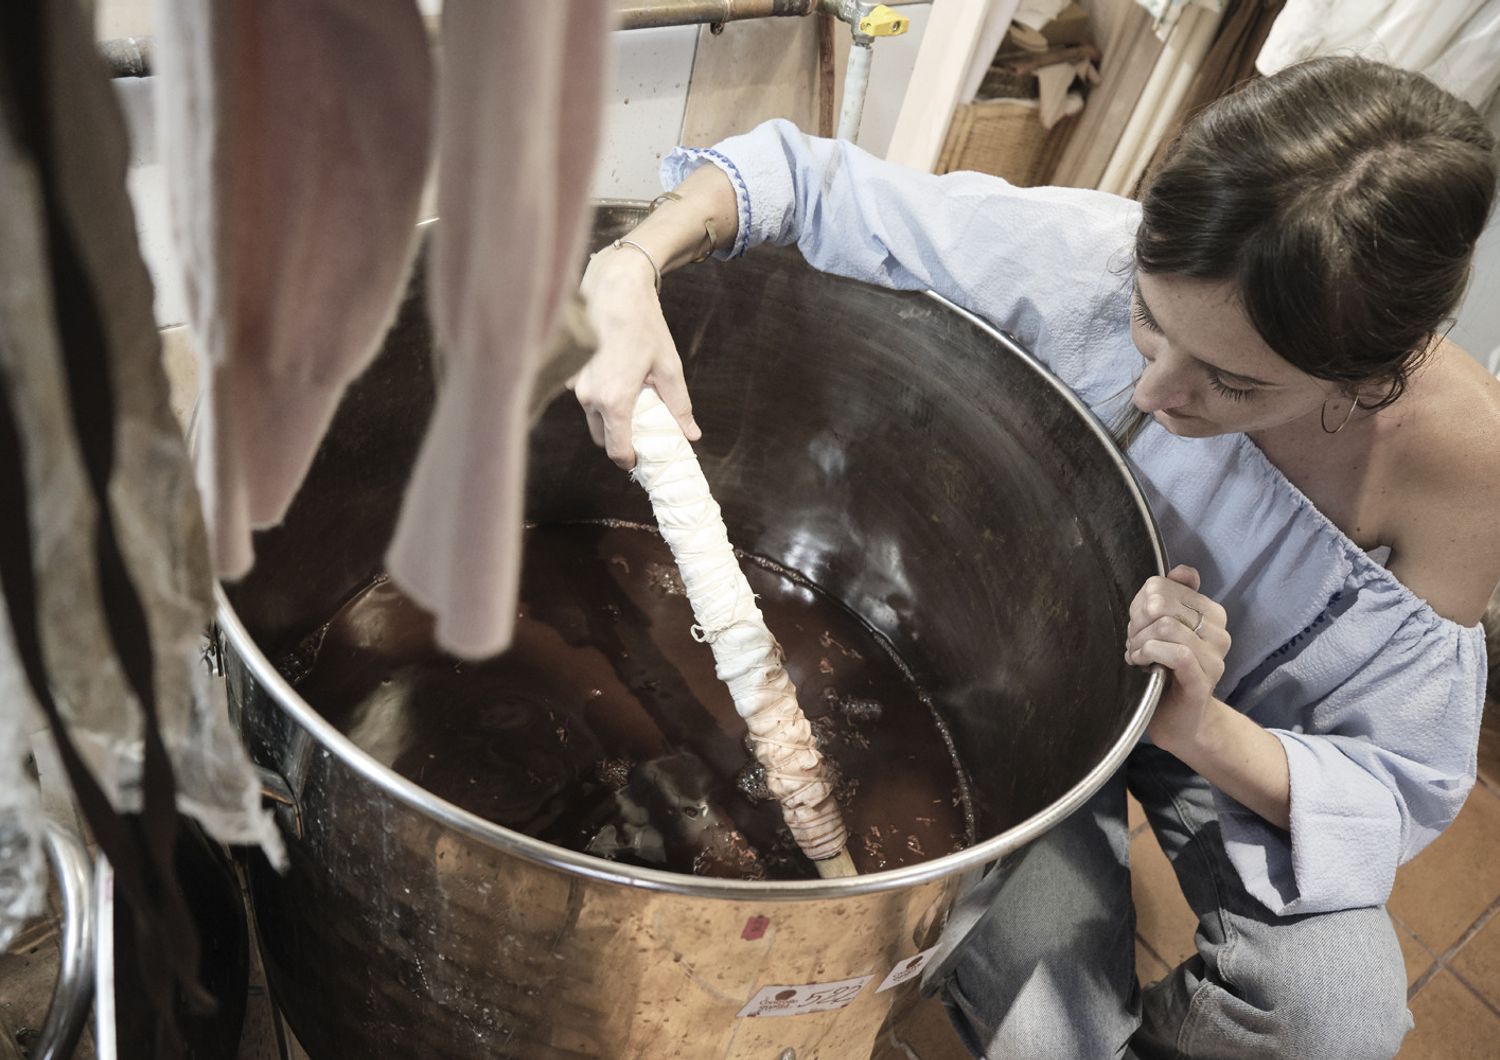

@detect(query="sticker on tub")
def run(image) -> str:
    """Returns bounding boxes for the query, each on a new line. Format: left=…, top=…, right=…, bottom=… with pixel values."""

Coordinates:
left=737, top=975, right=874, bottom=1018
left=876, top=946, right=939, bottom=992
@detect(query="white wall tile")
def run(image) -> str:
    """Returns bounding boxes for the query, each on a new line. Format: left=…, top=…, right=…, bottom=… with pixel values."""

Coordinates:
left=594, top=26, right=698, bottom=201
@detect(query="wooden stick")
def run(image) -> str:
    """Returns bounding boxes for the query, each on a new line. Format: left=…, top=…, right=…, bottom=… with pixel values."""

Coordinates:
left=815, top=849, right=859, bottom=879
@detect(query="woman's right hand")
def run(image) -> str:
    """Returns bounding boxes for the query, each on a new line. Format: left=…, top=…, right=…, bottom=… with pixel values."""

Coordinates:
left=572, top=243, right=701, bottom=470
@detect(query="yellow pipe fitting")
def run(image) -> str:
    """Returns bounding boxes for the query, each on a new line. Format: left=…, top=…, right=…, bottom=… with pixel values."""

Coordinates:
left=858, top=4, right=909, bottom=36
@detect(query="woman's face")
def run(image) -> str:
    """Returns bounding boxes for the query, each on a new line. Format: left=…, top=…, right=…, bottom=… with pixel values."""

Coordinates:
left=1129, top=272, right=1338, bottom=437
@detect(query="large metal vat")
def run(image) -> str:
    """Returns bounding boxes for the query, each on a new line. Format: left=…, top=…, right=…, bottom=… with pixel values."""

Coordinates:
left=221, top=204, right=1163, bottom=1058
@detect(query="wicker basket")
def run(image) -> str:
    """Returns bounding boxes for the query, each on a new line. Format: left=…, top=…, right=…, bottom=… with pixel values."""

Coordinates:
left=936, top=98, right=1077, bottom=187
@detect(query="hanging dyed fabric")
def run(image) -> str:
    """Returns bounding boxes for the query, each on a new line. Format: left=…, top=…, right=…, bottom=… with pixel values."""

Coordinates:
left=1139, top=0, right=1289, bottom=182
left=159, top=0, right=612, bottom=661
left=155, top=0, right=436, bottom=581
left=385, top=0, right=613, bottom=659
left=0, top=1, right=282, bottom=1051
left=1135, top=0, right=1226, bottom=38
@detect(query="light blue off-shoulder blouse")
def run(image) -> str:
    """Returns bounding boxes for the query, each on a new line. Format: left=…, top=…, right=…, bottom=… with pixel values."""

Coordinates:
left=662, top=120, right=1487, bottom=917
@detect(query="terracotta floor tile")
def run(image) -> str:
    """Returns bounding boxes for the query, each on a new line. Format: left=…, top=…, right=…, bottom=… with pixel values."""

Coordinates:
left=1452, top=910, right=1500, bottom=1007
left=1131, top=827, right=1198, bottom=967
left=1393, top=916, right=1437, bottom=990
left=1127, top=793, right=1147, bottom=834
left=1400, top=971, right=1500, bottom=1059
left=1478, top=698, right=1500, bottom=795
left=1136, top=937, right=1171, bottom=987
left=1389, top=785, right=1500, bottom=954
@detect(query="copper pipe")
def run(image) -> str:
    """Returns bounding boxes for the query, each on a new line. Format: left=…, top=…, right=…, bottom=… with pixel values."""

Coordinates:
left=617, top=0, right=927, bottom=31
left=816, top=12, right=836, bottom=138
left=106, top=2, right=929, bottom=78
left=617, top=1, right=819, bottom=30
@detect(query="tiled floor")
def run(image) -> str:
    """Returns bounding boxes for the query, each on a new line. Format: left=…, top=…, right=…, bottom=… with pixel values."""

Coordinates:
left=1137, top=704, right=1500, bottom=1059
left=888, top=697, right=1500, bottom=1059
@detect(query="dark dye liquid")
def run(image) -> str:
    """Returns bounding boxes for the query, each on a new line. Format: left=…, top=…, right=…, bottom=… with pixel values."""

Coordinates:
left=283, top=522, right=973, bottom=880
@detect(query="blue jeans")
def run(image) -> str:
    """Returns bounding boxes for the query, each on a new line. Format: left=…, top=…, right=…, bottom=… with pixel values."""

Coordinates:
left=928, top=745, right=1412, bottom=1059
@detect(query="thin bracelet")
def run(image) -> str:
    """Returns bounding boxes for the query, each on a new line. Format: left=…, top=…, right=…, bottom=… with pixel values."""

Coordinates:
left=648, top=190, right=717, bottom=265
left=611, top=238, right=661, bottom=292
left=649, top=190, right=717, bottom=264
left=690, top=219, right=718, bottom=264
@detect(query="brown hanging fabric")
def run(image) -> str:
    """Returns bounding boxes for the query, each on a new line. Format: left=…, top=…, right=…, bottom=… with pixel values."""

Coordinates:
left=1050, top=3, right=1167, bottom=190
left=1136, top=0, right=1288, bottom=191
left=0, top=3, right=214, bottom=1054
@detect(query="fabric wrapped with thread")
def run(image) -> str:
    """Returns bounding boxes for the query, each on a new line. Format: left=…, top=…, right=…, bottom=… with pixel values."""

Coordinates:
left=629, top=388, right=851, bottom=868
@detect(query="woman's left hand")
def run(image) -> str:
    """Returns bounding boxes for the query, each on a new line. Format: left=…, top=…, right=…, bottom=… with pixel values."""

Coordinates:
left=1126, top=565, right=1232, bottom=753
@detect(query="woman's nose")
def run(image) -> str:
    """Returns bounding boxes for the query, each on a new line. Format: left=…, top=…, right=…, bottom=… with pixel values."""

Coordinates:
left=1132, top=359, right=1192, bottom=413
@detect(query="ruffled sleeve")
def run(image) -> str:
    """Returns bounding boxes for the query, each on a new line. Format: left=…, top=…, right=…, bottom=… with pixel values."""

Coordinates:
left=1216, top=600, right=1486, bottom=916
left=660, top=119, right=1145, bottom=412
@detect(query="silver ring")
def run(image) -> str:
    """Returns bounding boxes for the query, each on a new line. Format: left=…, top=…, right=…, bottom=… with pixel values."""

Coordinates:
left=1184, top=605, right=1205, bottom=636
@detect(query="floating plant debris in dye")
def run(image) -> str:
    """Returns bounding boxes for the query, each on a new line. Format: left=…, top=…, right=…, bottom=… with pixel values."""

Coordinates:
left=284, top=521, right=974, bottom=880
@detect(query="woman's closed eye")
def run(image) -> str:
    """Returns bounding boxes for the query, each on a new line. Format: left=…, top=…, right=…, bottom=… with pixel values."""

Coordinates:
left=1206, top=368, right=1256, bottom=401
left=1131, top=296, right=1160, bottom=333
left=1133, top=285, right=1262, bottom=401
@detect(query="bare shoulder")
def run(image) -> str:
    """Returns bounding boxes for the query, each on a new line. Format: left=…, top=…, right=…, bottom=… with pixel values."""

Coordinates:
left=1382, top=341, right=1500, bottom=625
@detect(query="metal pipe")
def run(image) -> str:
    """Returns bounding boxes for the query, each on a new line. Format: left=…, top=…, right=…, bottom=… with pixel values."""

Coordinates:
left=32, top=822, right=96, bottom=1060
left=93, top=857, right=117, bottom=1060
left=837, top=40, right=873, bottom=141
left=617, top=0, right=926, bottom=31
left=617, top=0, right=818, bottom=30
left=103, top=1, right=930, bottom=77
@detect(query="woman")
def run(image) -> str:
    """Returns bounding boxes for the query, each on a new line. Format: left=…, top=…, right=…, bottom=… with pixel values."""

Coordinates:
left=573, top=57, right=1500, bottom=1058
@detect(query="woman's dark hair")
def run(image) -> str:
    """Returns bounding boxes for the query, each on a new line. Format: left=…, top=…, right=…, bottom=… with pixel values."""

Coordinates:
left=1135, top=55, right=1497, bottom=410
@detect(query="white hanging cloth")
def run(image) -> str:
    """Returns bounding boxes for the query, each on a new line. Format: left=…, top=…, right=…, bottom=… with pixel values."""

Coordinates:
left=1134, top=0, right=1225, bottom=39
left=1257, top=0, right=1500, bottom=110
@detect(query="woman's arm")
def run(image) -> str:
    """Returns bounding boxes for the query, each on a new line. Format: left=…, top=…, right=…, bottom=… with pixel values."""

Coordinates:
left=573, top=165, right=740, bottom=468
left=1128, top=550, right=1486, bottom=919
left=1159, top=699, right=1292, bottom=832
left=1127, top=565, right=1291, bottom=830
left=574, top=120, right=1142, bottom=465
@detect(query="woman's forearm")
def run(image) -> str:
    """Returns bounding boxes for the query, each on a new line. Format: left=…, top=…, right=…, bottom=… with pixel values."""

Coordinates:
left=620, top=164, right=740, bottom=275
left=1159, top=698, right=1292, bottom=832
left=573, top=164, right=739, bottom=467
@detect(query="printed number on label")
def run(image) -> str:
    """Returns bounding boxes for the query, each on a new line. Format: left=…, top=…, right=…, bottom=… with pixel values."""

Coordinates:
left=737, top=975, right=875, bottom=1018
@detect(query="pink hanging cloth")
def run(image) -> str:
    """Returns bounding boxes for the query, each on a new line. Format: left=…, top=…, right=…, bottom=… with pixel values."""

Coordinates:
left=385, top=1, right=613, bottom=659
left=157, top=0, right=435, bottom=580
left=160, top=1, right=613, bottom=661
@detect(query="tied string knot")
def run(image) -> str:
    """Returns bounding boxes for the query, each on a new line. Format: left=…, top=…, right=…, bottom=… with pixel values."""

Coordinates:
left=687, top=579, right=756, bottom=644
left=690, top=622, right=729, bottom=644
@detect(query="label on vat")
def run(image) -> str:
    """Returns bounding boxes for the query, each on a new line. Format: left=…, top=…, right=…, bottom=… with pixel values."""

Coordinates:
left=736, top=975, right=874, bottom=1018
left=875, top=946, right=939, bottom=993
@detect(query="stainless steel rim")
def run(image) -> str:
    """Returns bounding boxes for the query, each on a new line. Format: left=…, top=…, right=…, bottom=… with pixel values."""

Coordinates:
left=218, top=284, right=1165, bottom=900
left=31, top=821, right=96, bottom=1060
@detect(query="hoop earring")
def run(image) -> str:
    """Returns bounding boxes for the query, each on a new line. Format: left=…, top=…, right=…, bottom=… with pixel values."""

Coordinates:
left=1320, top=395, right=1358, bottom=435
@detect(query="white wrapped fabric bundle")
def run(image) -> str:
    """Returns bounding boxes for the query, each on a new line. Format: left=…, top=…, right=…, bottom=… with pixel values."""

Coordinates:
left=630, top=389, right=853, bottom=871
